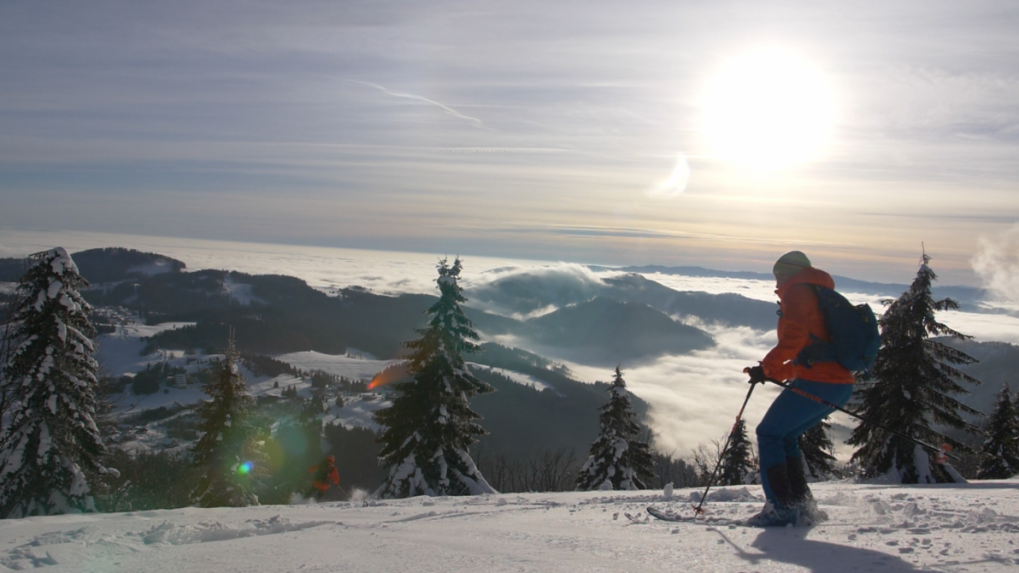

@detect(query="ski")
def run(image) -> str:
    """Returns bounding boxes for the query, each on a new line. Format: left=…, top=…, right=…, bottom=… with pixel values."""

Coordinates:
left=646, top=506, right=744, bottom=526
left=647, top=506, right=843, bottom=528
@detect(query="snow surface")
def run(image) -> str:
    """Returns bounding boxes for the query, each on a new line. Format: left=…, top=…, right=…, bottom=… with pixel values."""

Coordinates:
left=94, top=325, right=560, bottom=449
left=467, top=363, right=557, bottom=393
left=220, top=276, right=267, bottom=306
left=0, top=481, right=1017, bottom=572
left=95, top=323, right=196, bottom=379
left=274, top=350, right=403, bottom=381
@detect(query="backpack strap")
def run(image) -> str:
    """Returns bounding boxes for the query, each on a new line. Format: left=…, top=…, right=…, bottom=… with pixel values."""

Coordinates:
left=793, top=285, right=835, bottom=368
left=795, top=335, right=836, bottom=367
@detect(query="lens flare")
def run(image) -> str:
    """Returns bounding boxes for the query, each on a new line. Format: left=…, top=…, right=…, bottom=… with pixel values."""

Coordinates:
left=645, top=153, right=691, bottom=198
left=368, top=361, right=409, bottom=390
left=238, top=461, right=254, bottom=475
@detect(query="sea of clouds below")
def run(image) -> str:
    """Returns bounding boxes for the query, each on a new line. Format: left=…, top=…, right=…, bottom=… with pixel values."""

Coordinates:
left=3, top=228, right=1018, bottom=458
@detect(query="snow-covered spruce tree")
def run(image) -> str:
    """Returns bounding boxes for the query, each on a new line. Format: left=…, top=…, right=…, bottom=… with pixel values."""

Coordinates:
left=799, top=420, right=838, bottom=479
left=373, top=258, right=496, bottom=498
left=976, top=383, right=1019, bottom=479
left=0, top=283, right=25, bottom=433
left=575, top=366, right=654, bottom=491
left=717, top=419, right=755, bottom=486
left=0, top=247, right=112, bottom=518
left=848, top=253, right=981, bottom=483
left=189, top=337, right=263, bottom=507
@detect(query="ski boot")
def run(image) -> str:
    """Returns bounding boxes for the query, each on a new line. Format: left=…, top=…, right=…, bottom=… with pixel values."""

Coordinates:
left=786, top=456, right=828, bottom=524
left=747, top=463, right=800, bottom=527
left=745, top=501, right=799, bottom=527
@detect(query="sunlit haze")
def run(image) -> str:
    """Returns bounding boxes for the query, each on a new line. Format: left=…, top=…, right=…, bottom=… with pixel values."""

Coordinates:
left=2, top=1, right=1019, bottom=287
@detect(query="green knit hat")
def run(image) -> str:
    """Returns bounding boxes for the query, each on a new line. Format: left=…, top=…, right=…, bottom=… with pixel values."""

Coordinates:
left=773, top=251, right=811, bottom=277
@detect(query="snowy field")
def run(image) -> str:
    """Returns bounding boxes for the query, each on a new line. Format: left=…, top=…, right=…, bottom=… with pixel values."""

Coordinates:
left=0, top=481, right=1017, bottom=572
left=95, top=322, right=196, bottom=379
left=274, top=350, right=402, bottom=379
left=97, top=325, right=556, bottom=419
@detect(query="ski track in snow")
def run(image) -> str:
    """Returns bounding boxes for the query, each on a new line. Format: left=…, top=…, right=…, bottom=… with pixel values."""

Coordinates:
left=0, top=482, right=1018, bottom=572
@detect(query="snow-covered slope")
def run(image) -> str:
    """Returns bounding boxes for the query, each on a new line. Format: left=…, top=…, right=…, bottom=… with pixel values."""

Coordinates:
left=0, top=480, right=1016, bottom=572
left=96, top=322, right=581, bottom=455
left=98, top=323, right=561, bottom=416
left=96, top=323, right=195, bottom=379
left=274, top=350, right=402, bottom=380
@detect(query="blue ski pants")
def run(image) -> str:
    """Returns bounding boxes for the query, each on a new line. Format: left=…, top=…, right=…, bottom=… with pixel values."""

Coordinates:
left=756, top=378, right=854, bottom=505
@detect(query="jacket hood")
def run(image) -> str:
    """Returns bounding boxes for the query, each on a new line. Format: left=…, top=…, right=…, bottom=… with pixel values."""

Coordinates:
left=775, top=266, right=835, bottom=298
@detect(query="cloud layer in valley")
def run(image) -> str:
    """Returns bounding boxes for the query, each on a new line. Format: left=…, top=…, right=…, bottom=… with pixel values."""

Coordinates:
left=5, top=229, right=1018, bottom=459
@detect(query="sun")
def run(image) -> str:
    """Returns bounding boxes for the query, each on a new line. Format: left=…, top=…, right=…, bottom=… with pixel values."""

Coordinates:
left=701, top=48, right=836, bottom=170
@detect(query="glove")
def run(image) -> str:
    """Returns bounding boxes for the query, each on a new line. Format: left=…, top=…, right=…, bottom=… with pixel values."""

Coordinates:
left=743, top=365, right=766, bottom=384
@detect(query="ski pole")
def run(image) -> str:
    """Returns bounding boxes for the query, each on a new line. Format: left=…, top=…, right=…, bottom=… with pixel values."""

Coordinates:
left=759, top=375, right=960, bottom=462
left=692, top=377, right=760, bottom=517
left=273, top=479, right=295, bottom=491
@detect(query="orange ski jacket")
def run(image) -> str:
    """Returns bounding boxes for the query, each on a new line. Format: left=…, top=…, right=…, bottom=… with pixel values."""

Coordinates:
left=761, top=267, right=855, bottom=384
left=308, top=462, right=340, bottom=491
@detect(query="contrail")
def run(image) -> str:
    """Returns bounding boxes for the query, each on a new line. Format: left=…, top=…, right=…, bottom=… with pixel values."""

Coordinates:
left=347, top=79, right=485, bottom=128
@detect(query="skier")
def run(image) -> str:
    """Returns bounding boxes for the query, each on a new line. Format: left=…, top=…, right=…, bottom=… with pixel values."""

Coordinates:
left=307, top=455, right=341, bottom=501
left=747, top=251, right=855, bottom=526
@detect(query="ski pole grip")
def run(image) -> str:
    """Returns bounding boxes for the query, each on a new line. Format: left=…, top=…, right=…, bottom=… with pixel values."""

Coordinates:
left=743, top=365, right=766, bottom=385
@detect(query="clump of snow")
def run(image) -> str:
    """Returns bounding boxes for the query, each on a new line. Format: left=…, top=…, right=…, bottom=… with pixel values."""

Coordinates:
left=47, top=247, right=77, bottom=275
left=689, top=486, right=762, bottom=503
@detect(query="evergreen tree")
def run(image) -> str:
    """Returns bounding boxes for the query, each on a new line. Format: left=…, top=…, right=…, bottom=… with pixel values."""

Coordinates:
left=848, top=253, right=981, bottom=483
left=575, top=366, right=654, bottom=491
left=799, top=420, right=838, bottom=479
left=0, top=285, right=23, bottom=433
left=190, top=336, right=262, bottom=507
left=976, top=383, right=1019, bottom=479
left=717, top=419, right=755, bottom=486
left=373, top=258, right=496, bottom=498
left=1, top=261, right=34, bottom=435
left=0, top=248, right=112, bottom=517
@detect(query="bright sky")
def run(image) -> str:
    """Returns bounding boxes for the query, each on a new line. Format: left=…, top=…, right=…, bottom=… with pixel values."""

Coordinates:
left=3, top=0, right=1019, bottom=286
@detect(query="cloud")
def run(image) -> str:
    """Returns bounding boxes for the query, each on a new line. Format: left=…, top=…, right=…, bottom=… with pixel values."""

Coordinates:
left=3, top=0, right=1019, bottom=290
left=871, top=66, right=1019, bottom=139
left=939, top=309, right=1019, bottom=344
left=464, top=262, right=610, bottom=318
left=431, top=147, right=568, bottom=155
left=346, top=80, right=486, bottom=129
left=646, top=273, right=778, bottom=303
left=563, top=323, right=783, bottom=458
left=972, top=222, right=1019, bottom=308
left=13, top=228, right=1019, bottom=462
